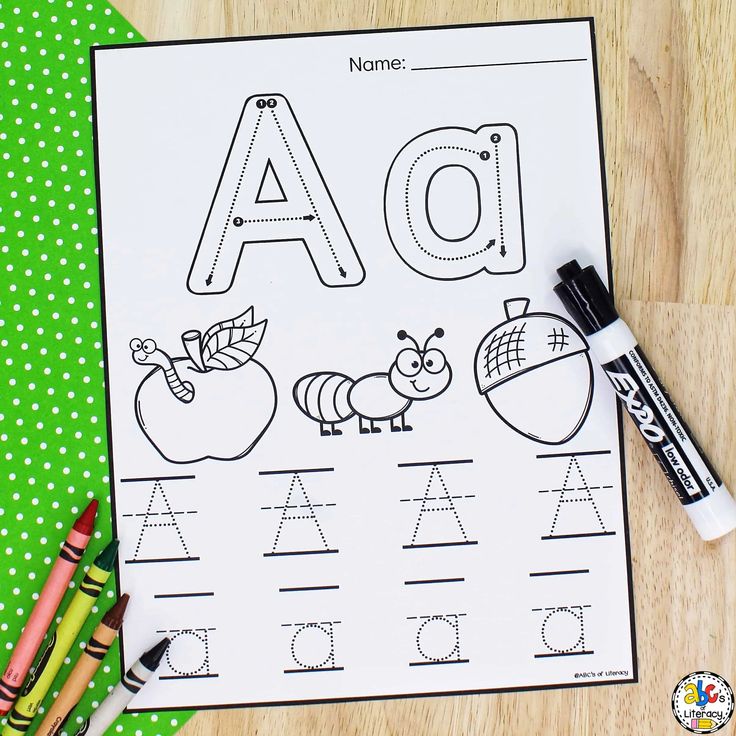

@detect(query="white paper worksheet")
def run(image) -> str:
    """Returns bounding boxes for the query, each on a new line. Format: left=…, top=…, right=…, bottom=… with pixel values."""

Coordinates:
left=92, top=19, right=637, bottom=711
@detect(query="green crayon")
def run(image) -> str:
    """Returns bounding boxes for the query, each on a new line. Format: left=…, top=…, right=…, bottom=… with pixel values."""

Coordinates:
left=2, top=540, right=119, bottom=736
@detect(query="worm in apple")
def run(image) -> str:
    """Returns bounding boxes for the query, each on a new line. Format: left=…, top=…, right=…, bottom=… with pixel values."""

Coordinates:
left=293, top=328, right=452, bottom=436
left=129, top=338, right=195, bottom=403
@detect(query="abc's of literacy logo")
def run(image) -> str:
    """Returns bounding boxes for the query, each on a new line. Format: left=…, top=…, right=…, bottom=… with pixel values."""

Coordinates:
left=671, top=672, right=734, bottom=733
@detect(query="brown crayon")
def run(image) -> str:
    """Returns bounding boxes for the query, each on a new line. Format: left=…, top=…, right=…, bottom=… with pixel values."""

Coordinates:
left=35, top=595, right=129, bottom=736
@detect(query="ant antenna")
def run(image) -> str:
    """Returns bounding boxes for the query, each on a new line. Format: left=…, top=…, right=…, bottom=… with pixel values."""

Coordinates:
left=397, top=329, right=420, bottom=351
left=423, top=328, right=445, bottom=351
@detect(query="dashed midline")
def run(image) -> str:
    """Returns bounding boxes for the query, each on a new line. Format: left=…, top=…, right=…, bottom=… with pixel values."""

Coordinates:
left=404, top=146, right=492, bottom=261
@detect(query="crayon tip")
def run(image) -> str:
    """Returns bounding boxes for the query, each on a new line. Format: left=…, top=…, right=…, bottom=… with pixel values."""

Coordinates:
left=140, top=637, right=170, bottom=672
left=102, top=593, right=130, bottom=630
left=93, top=539, right=120, bottom=571
left=73, top=499, right=99, bottom=535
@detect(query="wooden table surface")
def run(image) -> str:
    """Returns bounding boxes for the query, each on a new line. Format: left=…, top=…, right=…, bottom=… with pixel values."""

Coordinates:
left=112, top=2, right=736, bottom=734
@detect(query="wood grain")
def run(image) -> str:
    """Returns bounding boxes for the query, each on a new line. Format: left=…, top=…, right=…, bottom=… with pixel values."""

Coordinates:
left=110, top=2, right=736, bottom=733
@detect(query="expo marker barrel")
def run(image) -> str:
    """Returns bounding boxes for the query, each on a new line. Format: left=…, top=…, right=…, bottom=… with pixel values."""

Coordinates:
left=36, top=595, right=130, bottom=736
left=2, top=539, right=119, bottom=736
left=0, top=500, right=98, bottom=715
left=72, top=638, right=170, bottom=736
left=554, top=260, right=736, bottom=540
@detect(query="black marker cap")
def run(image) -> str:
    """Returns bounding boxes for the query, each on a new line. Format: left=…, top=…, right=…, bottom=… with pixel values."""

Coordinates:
left=140, top=637, right=171, bottom=672
left=553, top=260, right=619, bottom=336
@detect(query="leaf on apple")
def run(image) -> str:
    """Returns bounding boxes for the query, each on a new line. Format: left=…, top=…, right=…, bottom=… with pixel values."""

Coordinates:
left=202, top=307, right=255, bottom=347
left=201, top=308, right=267, bottom=371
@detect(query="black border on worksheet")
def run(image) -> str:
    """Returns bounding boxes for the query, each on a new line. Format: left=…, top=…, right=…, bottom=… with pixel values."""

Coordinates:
left=90, top=15, right=637, bottom=714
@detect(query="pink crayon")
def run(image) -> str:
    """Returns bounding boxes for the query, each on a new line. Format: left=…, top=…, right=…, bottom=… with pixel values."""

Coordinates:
left=0, top=500, right=98, bottom=715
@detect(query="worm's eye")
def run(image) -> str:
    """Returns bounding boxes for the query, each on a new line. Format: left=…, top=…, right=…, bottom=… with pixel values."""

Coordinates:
left=395, top=348, right=422, bottom=377
left=129, top=338, right=142, bottom=351
left=142, top=339, right=157, bottom=354
left=423, top=349, right=446, bottom=374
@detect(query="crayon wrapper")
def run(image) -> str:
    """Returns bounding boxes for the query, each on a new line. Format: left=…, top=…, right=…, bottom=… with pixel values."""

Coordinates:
left=36, top=622, right=119, bottom=736
left=15, top=562, right=112, bottom=715
left=0, top=525, right=91, bottom=705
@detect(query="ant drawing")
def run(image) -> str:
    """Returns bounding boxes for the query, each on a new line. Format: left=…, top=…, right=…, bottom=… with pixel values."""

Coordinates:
left=293, top=328, right=452, bottom=436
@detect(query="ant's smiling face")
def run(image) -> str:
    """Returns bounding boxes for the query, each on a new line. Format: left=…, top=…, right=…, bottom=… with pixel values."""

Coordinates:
left=388, top=329, right=452, bottom=400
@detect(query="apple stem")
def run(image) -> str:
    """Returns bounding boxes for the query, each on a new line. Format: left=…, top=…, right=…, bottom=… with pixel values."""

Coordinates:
left=182, top=330, right=206, bottom=371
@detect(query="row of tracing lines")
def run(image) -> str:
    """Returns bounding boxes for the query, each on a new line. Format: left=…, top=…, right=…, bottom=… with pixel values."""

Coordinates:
left=118, top=448, right=616, bottom=675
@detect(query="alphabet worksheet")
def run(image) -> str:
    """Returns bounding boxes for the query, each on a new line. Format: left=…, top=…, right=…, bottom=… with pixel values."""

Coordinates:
left=92, top=19, right=637, bottom=711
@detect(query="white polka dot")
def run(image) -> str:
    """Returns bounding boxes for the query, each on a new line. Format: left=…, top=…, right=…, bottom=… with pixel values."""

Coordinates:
left=2, top=5, right=183, bottom=734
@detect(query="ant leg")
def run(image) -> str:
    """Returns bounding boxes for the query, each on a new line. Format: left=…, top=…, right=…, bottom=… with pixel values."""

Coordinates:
left=320, top=422, right=331, bottom=437
left=391, top=418, right=401, bottom=432
left=401, top=413, right=413, bottom=432
left=359, top=416, right=370, bottom=434
left=370, top=420, right=382, bottom=434
left=332, top=423, right=343, bottom=436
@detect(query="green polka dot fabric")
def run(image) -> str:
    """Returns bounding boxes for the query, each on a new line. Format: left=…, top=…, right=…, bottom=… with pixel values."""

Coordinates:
left=0, top=1, right=191, bottom=734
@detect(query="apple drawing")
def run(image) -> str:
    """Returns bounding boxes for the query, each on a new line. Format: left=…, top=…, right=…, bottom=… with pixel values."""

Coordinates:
left=129, top=307, right=277, bottom=463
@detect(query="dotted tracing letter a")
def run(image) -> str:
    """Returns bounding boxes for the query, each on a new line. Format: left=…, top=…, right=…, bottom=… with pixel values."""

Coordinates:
left=532, top=605, right=593, bottom=658
left=188, top=94, right=365, bottom=294
left=400, top=462, right=477, bottom=549
left=384, top=125, right=525, bottom=280
left=263, top=471, right=338, bottom=557
left=158, top=628, right=218, bottom=681
left=124, top=480, right=199, bottom=565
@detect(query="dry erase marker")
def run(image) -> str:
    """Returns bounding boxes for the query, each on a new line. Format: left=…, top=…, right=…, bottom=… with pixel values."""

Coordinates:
left=73, top=638, right=170, bottom=736
left=554, top=260, right=736, bottom=540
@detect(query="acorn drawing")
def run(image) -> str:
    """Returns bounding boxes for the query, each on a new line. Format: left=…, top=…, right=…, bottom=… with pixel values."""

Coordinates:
left=474, top=297, right=593, bottom=445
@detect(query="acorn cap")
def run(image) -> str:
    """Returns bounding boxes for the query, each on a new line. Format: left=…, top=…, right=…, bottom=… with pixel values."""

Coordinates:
left=475, top=298, right=589, bottom=393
